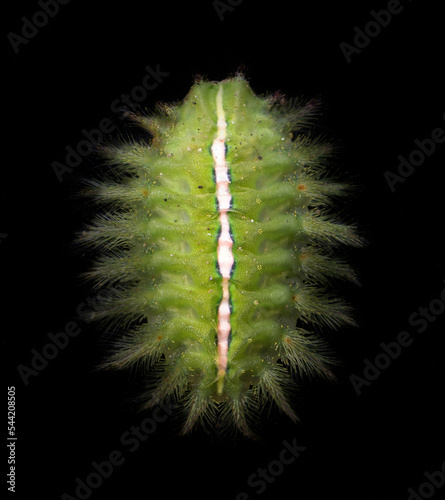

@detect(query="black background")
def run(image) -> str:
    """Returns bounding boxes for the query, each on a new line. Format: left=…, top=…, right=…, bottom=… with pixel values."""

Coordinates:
left=2, top=1, right=444, bottom=499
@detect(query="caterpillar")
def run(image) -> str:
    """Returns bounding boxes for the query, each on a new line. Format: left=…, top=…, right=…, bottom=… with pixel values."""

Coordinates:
left=79, top=74, right=364, bottom=438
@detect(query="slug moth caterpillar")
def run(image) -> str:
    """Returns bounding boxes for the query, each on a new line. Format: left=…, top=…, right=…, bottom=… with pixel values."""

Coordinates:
left=79, top=74, right=364, bottom=438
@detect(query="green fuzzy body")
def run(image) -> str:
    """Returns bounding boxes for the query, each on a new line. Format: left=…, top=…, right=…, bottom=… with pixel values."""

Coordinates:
left=80, top=76, right=363, bottom=437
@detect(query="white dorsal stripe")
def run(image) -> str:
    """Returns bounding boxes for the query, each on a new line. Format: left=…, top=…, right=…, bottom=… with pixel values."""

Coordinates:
left=211, top=85, right=233, bottom=394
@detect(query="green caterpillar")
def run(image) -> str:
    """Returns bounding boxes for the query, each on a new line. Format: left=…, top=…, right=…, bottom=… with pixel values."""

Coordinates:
left=79, top=74, right=364, bottom=438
